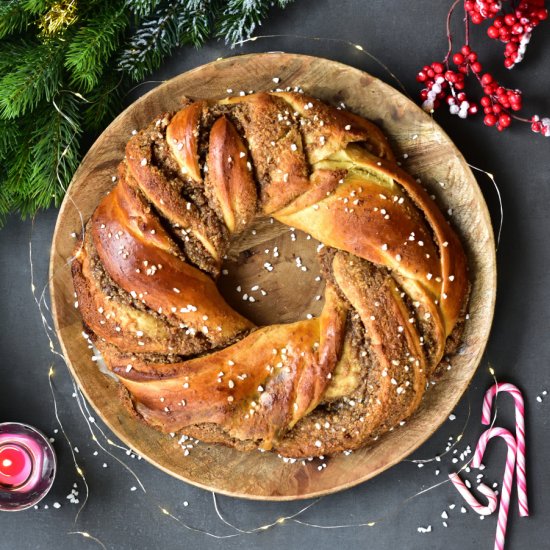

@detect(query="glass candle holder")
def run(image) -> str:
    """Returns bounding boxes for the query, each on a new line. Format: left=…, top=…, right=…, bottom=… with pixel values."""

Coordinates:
left=0, top=422, right=56, bottom=511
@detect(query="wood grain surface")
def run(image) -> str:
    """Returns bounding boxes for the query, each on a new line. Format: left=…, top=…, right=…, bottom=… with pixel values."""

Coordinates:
left=49, top=53, right=496, bottom=500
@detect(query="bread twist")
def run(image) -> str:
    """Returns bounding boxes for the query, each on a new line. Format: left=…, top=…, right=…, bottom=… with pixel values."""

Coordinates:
left=72, top=92, right=468, bottom=457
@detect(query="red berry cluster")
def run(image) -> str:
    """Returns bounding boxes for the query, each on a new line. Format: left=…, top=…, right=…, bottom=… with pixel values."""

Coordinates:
left=416, top=48, right=480, bottom=118
left=479, top=73, right=522, bottom=130
left=416, top=0, right=549, bottom=136
left=466, top=0, right=548, bottom=68
left=464, top=0, right=502, bottom=23
left=531, top=115, right=550, bottom=136
left=417, top=62, right=449, bottom=110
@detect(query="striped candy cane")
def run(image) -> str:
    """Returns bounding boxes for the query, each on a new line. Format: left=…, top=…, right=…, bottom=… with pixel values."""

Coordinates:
left=448, top=472, right=498, bottom=515
left=482, top=382, right=528, bottom=517
left=472, top=427, right=517, bottom=550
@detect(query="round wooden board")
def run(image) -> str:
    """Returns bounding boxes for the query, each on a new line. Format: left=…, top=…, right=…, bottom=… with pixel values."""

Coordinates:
left=50, top=53, right=496, bottom=500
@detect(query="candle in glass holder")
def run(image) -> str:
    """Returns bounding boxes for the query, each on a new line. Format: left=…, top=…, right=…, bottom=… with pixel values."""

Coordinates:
left=0, top=423, right=56, bottom=511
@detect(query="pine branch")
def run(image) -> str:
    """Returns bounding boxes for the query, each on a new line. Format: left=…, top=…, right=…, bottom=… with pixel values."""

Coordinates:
left=82, top=71, right=125, bottom=132
left=0, top=0, right=32, bottom=39
left=65, top=4, right=128, bottom=92
left=0, top=40, right=33, bottom=77
left=23, top=94, right=82, bottom=214
left=2, top=94, right=82, bottom=218
left=216, top=0, right=294, bottom=45
left=0, top=178, right=15, bottom=225
left=0, top=119, right=20, bottom=224
left=0, top=118, right=21, bottom=160
left=2, top=130, right=33, bottom=218
left=20, top=0, right=51, bottom=15
left=0, top=39, right=65, bottom=119
left=118, top=0, right=211, bottom=81
left=125, top=0, right=163, bottom=17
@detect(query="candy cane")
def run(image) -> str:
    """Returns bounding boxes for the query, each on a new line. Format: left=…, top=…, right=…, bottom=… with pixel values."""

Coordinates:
left=472, top=427, right=517, bottom=550
left=482, top=382, right=528, bottom=517
left=448, top=472, right=498, bottom=515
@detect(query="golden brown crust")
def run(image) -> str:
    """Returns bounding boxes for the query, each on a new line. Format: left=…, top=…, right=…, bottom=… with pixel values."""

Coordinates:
left=165, top=100, right=205, bottom=182
left=72, top=229, right=210, bottom=356
left=91, top=170, right=253, bottom=348
left=71, top=92, right=469, bottom=457
left=206, top=116, right=257, bottom=232
left=107, top=285, right=347, bottom=450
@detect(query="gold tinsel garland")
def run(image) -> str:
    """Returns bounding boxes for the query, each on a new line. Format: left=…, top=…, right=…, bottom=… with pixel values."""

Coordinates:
left=38, top=0, right=78, bottom=37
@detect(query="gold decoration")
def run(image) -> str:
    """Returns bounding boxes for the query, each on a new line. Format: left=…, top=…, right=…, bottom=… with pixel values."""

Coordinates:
left=38, top=0, right=78, bottom=37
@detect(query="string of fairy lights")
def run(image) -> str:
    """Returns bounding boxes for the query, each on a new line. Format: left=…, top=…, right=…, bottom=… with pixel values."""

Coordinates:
left=26, top=34, right=505, bottom=547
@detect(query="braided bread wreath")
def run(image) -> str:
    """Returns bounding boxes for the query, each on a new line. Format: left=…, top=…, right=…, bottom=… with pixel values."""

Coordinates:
left=71, top=91, right=469, bottom=459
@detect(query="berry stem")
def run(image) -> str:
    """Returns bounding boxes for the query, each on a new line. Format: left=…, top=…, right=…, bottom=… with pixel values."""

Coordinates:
left=444, top=0, right=463, bottom=67
left=511, top=114, right=533, bottom=123
left=465, top=4, right=470, bottom=46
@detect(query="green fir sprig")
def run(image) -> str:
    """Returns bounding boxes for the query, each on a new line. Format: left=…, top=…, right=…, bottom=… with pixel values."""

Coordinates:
left=0, top=0, right=295, bottom=225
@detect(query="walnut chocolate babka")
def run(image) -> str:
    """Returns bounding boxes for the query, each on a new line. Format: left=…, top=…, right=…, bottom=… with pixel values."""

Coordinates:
left=71, top=91, right=469, bottom=458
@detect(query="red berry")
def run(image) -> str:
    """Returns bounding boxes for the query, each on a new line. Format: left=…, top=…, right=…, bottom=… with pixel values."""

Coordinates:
left=471, top=61, right=483, bottom=73
left=444, top=70, right=456, bottom=83
left=461, top=45, right=472, bottom=55
left=512, top=23, right=524, bottom=34
left=481, top=73, right=493, bottom=86
left=505, top=42, right=517, bottom=54
left=468, top=103, right=479, bottom=115
left=452, top=53, right=465, bottom=65
left=417, top=71, right=428, bottom=82
left=432, top=62, right=444, bottom=74
left=504, top=14, right=516, bottom=26
left=487, top=25, right=500, bottom=38
left=472, top=13, right=483, bottom=24
left=481, top=96, right=491, bottom=107
left=484, top=114, right=497, bottom=126
left=499, top=114, right=511, bottom=128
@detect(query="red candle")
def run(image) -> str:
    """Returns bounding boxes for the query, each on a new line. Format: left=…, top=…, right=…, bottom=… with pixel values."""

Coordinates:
left=0, top=445, right=33, bottom=488
left=0, top=423, right=56, bottom=511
